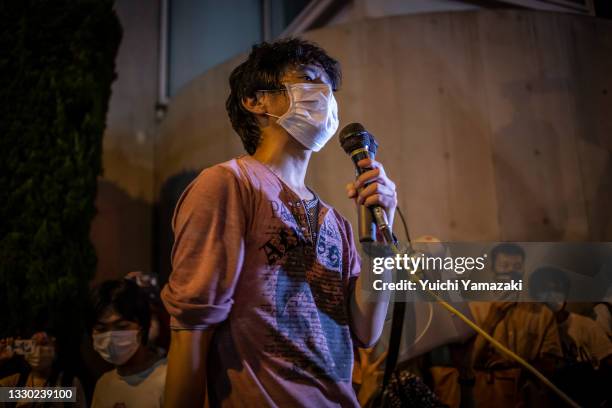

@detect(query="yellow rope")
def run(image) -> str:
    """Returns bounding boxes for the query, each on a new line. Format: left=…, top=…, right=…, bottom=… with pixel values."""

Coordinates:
left=386, top=243, right=580, bottom=408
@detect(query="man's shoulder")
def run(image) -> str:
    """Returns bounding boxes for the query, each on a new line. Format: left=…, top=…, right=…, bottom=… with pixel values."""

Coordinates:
left=195, top=157, right=245, bottom=182
left=195, top=155, right=278, bottom=190
left=184, top=156, right=253, bottom=197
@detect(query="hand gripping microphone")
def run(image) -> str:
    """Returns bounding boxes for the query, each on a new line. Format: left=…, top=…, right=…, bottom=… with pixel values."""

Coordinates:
left=339, top=123, right=395, bottom=245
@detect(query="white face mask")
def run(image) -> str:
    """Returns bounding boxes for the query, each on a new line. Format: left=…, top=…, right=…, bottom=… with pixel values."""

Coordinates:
left=93, top=330, right=140, bottom=366
left=267, top=83, right=339, bottom=152
left=26, top=345, right=55, bottom=370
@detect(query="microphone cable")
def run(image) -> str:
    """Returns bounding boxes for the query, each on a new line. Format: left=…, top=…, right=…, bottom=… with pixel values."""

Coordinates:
left=385, top=206, right=580, bottom=408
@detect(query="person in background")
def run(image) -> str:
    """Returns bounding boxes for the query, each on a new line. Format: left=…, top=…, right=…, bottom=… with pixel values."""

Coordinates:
left=469, top=243, right=563, bottom=408
left=90, top=279, right=167, bottom=408
left=530, top=266, right=612, bottom=406
left=0, top=331, right=86, bottom=407
left=530, top=266, right=612, bottom=369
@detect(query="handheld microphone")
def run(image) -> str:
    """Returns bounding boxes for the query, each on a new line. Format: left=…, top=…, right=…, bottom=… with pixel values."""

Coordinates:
left=339, top=123, right=394, bottom=245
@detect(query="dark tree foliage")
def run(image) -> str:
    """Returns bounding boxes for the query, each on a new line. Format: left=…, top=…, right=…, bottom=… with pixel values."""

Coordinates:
left=0, top=0, right=121, bottom=345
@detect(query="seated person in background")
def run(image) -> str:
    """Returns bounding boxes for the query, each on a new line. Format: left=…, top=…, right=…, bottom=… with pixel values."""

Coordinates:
left=0, top=331, right=86, bottom=407
left=469, top=244, right=562, bottom=408
left=530, top=266, right=612, bottom=406
left=530, top=266, right=612, bottom=368
left=90, top=279, right=167, bottom=408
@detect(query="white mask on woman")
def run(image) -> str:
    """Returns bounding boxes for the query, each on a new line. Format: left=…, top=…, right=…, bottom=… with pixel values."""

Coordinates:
left=266, top=83, right=339, bottom=152
left=92, top=330, right=140, bottom=366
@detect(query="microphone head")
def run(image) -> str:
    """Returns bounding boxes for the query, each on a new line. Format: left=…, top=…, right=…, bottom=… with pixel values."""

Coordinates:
left=339, top=123, right=378, bottom=155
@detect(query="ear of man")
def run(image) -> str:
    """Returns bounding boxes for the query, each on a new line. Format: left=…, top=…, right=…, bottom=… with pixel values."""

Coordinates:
left=242, top=92, right=282, bottom=128
left=241, top=93, right=268, bottom=116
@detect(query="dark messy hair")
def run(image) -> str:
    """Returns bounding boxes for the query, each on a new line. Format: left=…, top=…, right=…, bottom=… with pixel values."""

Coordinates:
left=491, top=243, right=526, bottom=265
left=89, top=279, right=151, bottom=345
left=226, top=38, right=341, bottom=154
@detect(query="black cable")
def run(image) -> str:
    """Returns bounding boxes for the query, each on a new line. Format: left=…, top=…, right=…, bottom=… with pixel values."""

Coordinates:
left=396, top=206, right=411, bottom=243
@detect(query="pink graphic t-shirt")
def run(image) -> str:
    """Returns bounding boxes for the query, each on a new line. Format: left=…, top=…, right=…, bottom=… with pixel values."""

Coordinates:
left=161, top=155, right=362, bottom=407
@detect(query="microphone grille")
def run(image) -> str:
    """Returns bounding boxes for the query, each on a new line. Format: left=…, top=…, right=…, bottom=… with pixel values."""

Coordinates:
left=339, top=123, right=370, bottom=154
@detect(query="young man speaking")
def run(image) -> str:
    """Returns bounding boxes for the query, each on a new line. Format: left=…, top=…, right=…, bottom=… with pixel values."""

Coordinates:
left=161, top=39, right=397, bottom=407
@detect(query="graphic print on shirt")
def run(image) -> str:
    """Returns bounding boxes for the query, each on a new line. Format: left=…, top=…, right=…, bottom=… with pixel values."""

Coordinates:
left=259, top=199, right=353, bottom=382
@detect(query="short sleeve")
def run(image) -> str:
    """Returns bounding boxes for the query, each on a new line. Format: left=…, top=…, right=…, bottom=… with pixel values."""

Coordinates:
left=161, top=165, right=247, bottom=330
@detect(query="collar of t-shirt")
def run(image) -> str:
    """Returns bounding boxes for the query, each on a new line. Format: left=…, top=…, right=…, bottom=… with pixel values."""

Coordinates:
left=117, top=357, right=166, bottom=386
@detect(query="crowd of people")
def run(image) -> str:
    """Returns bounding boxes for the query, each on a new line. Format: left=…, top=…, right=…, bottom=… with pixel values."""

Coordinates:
left=0, top=244, right=610, bottom=407
left=0, top=272, right=169, bottom=407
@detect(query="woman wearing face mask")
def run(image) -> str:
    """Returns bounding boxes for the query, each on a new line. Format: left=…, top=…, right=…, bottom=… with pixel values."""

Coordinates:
left=0, top=331, right=86, bottom=408
left=89, top=279, right=167, bottom=408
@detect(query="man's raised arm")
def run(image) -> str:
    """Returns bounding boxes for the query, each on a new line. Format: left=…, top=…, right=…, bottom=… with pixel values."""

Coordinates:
left=350, top=269, right=391, bottom=347
left=345, top=157, right=397, bottom=347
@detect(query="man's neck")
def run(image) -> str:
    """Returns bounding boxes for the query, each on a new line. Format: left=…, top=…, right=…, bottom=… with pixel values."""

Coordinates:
left=252, top=129, right=313, bottom=199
